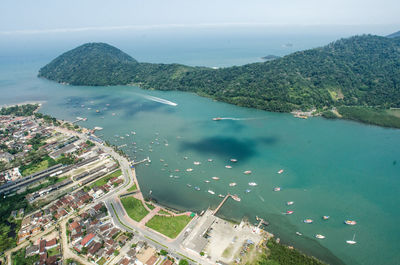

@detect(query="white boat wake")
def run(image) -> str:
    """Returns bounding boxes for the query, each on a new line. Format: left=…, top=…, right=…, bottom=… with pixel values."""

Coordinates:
left=142, top=95, right=178, bottom=106
left=216, top=117, right=266, bottom=121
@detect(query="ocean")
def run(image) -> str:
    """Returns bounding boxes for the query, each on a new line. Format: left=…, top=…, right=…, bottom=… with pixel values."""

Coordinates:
left=0, top=25, right=399, bottom=265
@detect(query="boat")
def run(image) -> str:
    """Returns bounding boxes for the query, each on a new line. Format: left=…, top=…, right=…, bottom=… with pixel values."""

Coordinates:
left=315, top=234, right=326, bottom=239
left=218, top=194, right=225, bottom=198
left=184, top=157, right=188, bottom=160
left=344, top=220, right=357, bottom=225
left=273, top=187, right=281, bottom=192
left=248, top=182, right=258, bottom=186
left=208, top=190, right=215, bottom=195
left=225, top=165, right=232, bottom=169
left=296, top=232, right=302, bottom=236
left=194, top=186, right=200, bottom=191
left=346, top=233, right=357, bottom=245
left=96, top=110, right=100, bottom=113
left=286, top=211, right=294, bottom=215
left=160, top=159, right=165, bottom=162
left=186, top=168, right=193, bottom=172
left=212, top=177, right=220, bottom=180
left=232, top=195, right=241, bottom=202
left=229, top=182, right=237, bottom=187
left=303, top=219, right=313, bottom=224
left=208, top=158, right=213, bottom=162
left=187, top=184, right=192, bottom=188
left=277, top=169, right=284, bottom=174
left=286, top=201, right=294, bottom=206
left=245, top=189, right=251, bottom=193
left=194, top=161, right=201, bottom=165
left=212, top=117, right=222, bottom=121
left=204, top=180, right=210, bottom=183
left=323, top=216, right=330, bottom=220
left=244, top=170, right=252, bottom=174
left=230, top=158, right=238, bottom=163
left=174, top=169, right=180, bottom=172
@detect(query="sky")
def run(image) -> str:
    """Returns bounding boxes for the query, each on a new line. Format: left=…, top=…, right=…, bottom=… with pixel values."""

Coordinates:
left=0, top=0, right=399, bottom=34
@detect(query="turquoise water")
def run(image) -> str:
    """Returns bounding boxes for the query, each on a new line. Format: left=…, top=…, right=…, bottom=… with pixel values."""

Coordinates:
left=1, top=28, right=400, bottom=265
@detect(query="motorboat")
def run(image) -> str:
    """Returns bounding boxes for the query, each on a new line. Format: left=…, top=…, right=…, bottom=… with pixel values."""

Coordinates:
left=245, top=189, right=251, bottom=193
left=194, top=186, right=200, bottom=191
left=212, top=117, right=222, bottom=121
left=208, top=158, right=213, bottom=162
left=212, top=177, right=220, bottom=180
left=296, top=232, right=302, bottom=236
left=346, top=234, right=357, bottom=245
left=248, top=182, right=258, bottom=186
left=218, top=194, right=225, bottom=198
left=187, top=184, right=192, bottom=188
left=286, top=211, right=294, bottom=215
left=204, top=180, right=210, bottom=183
left=208, top=190, right=215, bottom=195
left=230, top=158, right=238, bottom=163
left=323, top=216, right=330, bottom=220
left=232, top=195, right=241, bottom=202
left=287, top=201, right=294, bottom=206
left=244, top=170, right=252, bottom=174
left=186, top=168, right=193, bottom=172
left=273, top=187, right=281, bottom=192
left=225, top=165, right=232, bottom=169
left=315, top=234, right=325, bottom=239
left=194, top=161, right=201, bottom=165
left=229, top=182, right=237, bottom=187
left=344, top=220, right=357, bottom=225
left=303, top=219, right=313, bottom=224
left=277, top=169, right=284, bottom=174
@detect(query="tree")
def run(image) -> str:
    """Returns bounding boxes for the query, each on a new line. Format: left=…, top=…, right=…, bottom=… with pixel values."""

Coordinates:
left=179, top=259, right=189, bottom=265
left=160, top=249, right=168, bottom=256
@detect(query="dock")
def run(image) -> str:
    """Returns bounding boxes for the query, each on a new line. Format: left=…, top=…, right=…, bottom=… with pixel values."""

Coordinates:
left=213, top=194, right=231, bottom=215
left=129, top=156, right=151, bottom=167
left=256, top=216, right=268, bottom=228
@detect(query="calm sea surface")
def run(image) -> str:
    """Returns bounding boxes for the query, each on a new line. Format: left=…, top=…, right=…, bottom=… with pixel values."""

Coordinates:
left=0, top=27, right=399, bottom=265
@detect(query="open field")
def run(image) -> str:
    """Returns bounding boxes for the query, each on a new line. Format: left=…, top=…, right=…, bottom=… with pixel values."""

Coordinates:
left=146, top=215, right=192, bottom=239
left=89, top=169, right=121, bottom=188
left=120, top=196, right=149, bottom=222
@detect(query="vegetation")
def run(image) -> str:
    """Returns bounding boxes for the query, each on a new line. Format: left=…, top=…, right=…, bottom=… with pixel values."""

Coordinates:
left=179, top=259, right=189, bottom=265
left=127, top=183, right=137, bottom=192
left=145, top=214, right=192, bottom=239
left=89, top=169, right=121, bottom=188
left=120, top=196, right=149, bottom=222
left=0, top=104, right=38, bottom=116
left=146, top=202, right=155, bottom=210
left=39, top=35, right=400, bottom=128
left=336, top=106, right=400, bottom=128
left=11, top=248, right=39, bottom=265
left=257, top=240, right=325, bottom=265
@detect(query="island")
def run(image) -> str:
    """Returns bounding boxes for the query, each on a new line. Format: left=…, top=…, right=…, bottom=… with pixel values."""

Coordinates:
left=38, top=34, right=400, bottom=128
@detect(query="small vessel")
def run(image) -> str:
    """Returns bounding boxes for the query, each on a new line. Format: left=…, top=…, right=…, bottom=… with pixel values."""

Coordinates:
left=96, top=110, right=100, bottom=113
left=218, top=194, right=225, bottom=198
left=232, top=194, right=241, bottom=202
left=194, top=161, right=201, bottom=165
left=286, top=211, right=294, bottom=215
left=174, top=169, right=180, bottom=172
left=186, top=168, right=193, bottom=172
left=194, top=186, right=200, bottom=191
left=304, top=219, right=313, bottom=224
left=212, top=117, right=222, bottom=121
left=225, top=165, right=232, bottom=169
left=160, top=159, right=165, bottom=162
left=273, top=187, right=281, bottom=192
left=315, top=234, right=326, bottom=239
left=286, top=201, right=294, bottom=206
left=229, top=182, right=237, bottom=187
left=323, top=216, right=330, bottom=220
left=184, top=157, right=188, bottom=160
left=296, top=232, right=302, bottom=236
left=344, top=220, right=357, bottom=226
left=244, top=170, right=252, bottom=174
left=230, top=158, right=238, bottom=163
left=212, top=177, right=220, bottom=180
left=208, top=190, right=215, bottom=195
left=245, top=189, right=251, bottom=193
left=346, top=233, right=357, bottom=245
left=277, top=169, right=284, bottom=174
left=248, top=182, right=258, bottom=186
left=208, top=158, right=213, bottom=162
left=204, top=180, right=210, bottom=183
left=187, top=184, right=192, bottom=188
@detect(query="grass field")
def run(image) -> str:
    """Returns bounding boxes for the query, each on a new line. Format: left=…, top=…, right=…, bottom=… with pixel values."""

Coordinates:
left=97, top=257, right=106, bottom=265
left=146, top=215, right=192, bottom=239
left=120, top=196, right=149, bottom=222
left=158, top=210, right=171, bottom=216
left=127, top=183, right=137, bottom=192
left=146, top=203, right=155, bottom=210
left=89, top=169, right=121, bottom=188
left=22, top=160, right=50, bottom=176
left=47, top=247, right=60, bottom=257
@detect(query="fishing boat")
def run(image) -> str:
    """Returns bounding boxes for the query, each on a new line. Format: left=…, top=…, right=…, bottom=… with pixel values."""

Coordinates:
left=225, top=165, right=232, bottom=169
left=212, top=117, right=222, bottom=121
left=187, top=184, right=192, bottom=188
left=174, top=169, right=180, bottom=172
left=323, top=216, right=330, bottom=220
left=248, top=182, right=258, bottom=186
left=212, top=177, right=220, bottom=180
left=186, top=168, right=193, bottom=172
left=303, top=219, right=313, bottom=224
left=286, top=211, right=294, bottom=215
left=229, top=182, right=237, bottom=187
left=160, top=159, right=165, bottom=162
left=218, top=194, right=225, bottom=198
left=244, top=170, right=252, bottom=174
left=277, top=169, right=284, bottom=174
left=315, top=234, right=326, bottom=239
left=232, top=194, right=241, bottom=202
left=344, top=220, right=357, bottom=225
left=208, top=158, right=213, bottom=162
left=346, top=234, right=357, bottom=245
left=273, top=187, right=281, bottom=192
left=194, top=161, right=201, bottom=165
left=296, top=232, right=302, bottom=236
left=208, top=190, right=215, bottom=195
left=96, top=109, right=100, bottom=113
left=287, top=201, right=294, bottom=206
left=194, top=186, right=200, bottom=191
left=245, top=189, right=251, bottom=193
left=204, top=180, right=210, bottom=183
left=230, top=158, right=238, bottom=163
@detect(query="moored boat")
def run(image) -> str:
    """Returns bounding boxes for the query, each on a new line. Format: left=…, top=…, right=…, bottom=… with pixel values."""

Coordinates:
left=208, top=190, right=215, bottom=195
left=194, top=161, right=201, bottom=165
left=208, top=158, right=213, bottom=162
left=230, top=158, right=238, bottom=163
left=286, top=201, right=294, bottom=206
left=229, top=182, right=237, bottom=187
left=323, top=216, right=330, bottom=220
left=194, top=186, right=200, bottom=191
left=186, top=168, right=193, bottom=172
left=212, top=177, right=220, bottom=180
left=225, top=165, right=232, bottom=169
left=304, top=219, right=313, bottom=224
left=346, top=233, right=357, bottom=245
left=212, top=117, right=222, bottom=121
left=286, top=211, right=294, bottom=215
left=344, top=220, right=357, bottom=225
left=296, top=232, right=302, bottom=236
left=232, top=194, right=241, bottom=201
left=315, top=234, right=325, bottom=239
left=244, top=170, right=252, bottom=174
left=248, top=182, right=257, bottom=186
left=273, top=187, right=281, bottom=192
left=218, top=194, right=225, bottom=198
left=277, top=169, right=284, bottom=174
left=187, top=184, right=192, bottom=188
left=245, top=189, right=251, bottom=193
left=204, top=180, right=210, bottom=183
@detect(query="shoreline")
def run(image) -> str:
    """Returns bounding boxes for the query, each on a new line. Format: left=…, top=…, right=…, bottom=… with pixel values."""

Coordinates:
left=0, top=100, right=46, bottom=109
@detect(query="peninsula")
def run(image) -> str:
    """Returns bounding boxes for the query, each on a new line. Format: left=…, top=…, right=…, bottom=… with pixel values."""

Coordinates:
left=38, top=34, right=400, bottom=128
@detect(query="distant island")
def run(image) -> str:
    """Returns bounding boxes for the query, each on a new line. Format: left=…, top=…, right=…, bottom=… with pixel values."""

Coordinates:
left=39, top=34, right=400, bottom=128
left=261, top=55, right=280, bottom=61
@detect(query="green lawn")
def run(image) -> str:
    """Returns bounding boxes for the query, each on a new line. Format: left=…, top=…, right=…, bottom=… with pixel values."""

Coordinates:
left=22, top=160, right=50, bottom=176
left=89, top=169, right=121, bottom=188
left=127, top=183, right=137, bottom=192
left=97, top=257, right=106, bottom=265
left=120, top=197, right=149, bottom=222
left=146, top=203, right=155, bottom=210
left=146, top=215, right=192, bottom=239
left=47, top=246, right=60, bottom=257
left=158, top=210, right=171, bottom=216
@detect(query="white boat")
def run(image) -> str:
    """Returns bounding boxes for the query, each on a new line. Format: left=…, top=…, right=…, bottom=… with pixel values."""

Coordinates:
left=277, top=169, right=284, bottom=174
left=194, top=161, right=201, bottom=165
left=244, top=170, right=252, bottom=174
left=286, top=201, right=294, bottom=206
left=248, top=182, right=258, bottom=186
left=303, top=219, right=313, bottom=224
left=232, top=194, right=241, bottom=202
left=225, top=165, right=232, bottom=169
left=273, top=187, right=281, bottom=192
left=212, top=177, right=220, bottom=180
left=229, top=182, right=237, bottom=187
left=245, top=189, right=251, bottom=193
left=346, top=233, right=357, bottom=245
left=315, top=234, right=325, bottom=239
left=286, top=211, right=294, bottom=215
left=208, top=158, right=213, bottom=162
left=344, top=220, right=357, bottom=225
left=230, top=158, right=238, bottom=163
left=323, top=216, right=330, bottom=220
left=204, top=180, right=210, bottom=183
left=208, top=190, right=215, bottom=195
left=186, top=168, right=193, bottom=172
left=296, top=232, right=302, bottom=236
left=218, top=194, right=225, bottom=198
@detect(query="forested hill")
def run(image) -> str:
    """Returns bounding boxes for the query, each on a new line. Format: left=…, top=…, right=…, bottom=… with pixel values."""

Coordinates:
left=387, top=30, right=400, bottom=38
left=39, top=35, right=400, bottom=115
